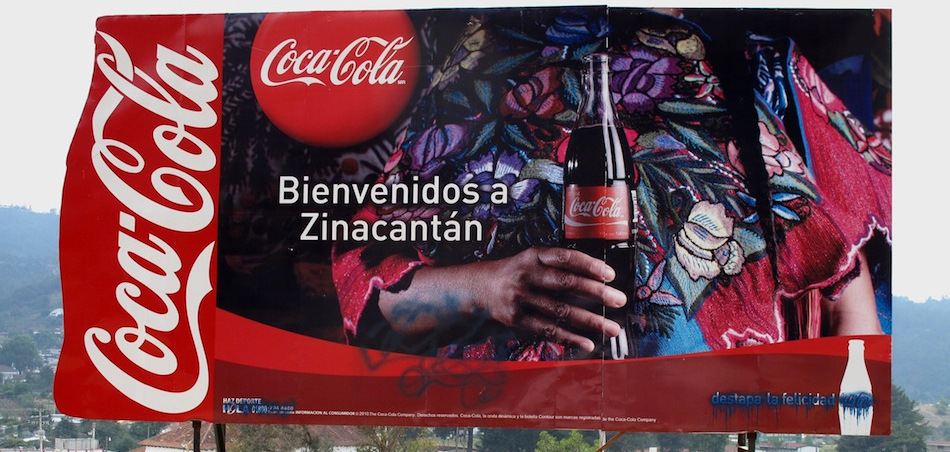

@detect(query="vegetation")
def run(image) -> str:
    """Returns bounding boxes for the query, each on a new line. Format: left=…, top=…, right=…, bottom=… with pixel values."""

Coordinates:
left=478, top=427, right=540, bottom=451
left=836, top=385, right=930, bottom=451
left=356, top=426, right=439, bottom=452
left=230, top=424, right=327, bottom=452
left=536, top=430, right=598, bottom=452
left=0, top=335, right=43, bottom=372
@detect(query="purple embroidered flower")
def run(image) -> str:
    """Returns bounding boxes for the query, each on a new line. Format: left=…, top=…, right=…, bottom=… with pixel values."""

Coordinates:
left=545, top=13, right=610, bottom=45
left=610, top=47, right=683, bottom=114
left=500, top=67, right=565, bottom=120
left=759, top=122, right=806, bottom=178
left=380, top=205, right=442, bottom=223
left=456, top=151, right=540, bottom=220
left=407, top=124, right=467, bottom=179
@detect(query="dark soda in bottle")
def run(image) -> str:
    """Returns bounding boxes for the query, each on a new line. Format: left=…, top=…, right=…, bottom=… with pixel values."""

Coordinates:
left=562, top=53, right=637, bottom=360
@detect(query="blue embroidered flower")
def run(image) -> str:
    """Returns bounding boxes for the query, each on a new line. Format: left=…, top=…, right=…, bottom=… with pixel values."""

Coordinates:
left=456, top=151, right=540, bottom=221
left=545, top=12, right=610, bottom=45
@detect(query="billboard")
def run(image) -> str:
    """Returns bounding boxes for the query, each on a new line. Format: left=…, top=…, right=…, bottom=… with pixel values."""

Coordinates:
left=55, top=7, right=892, bottom=435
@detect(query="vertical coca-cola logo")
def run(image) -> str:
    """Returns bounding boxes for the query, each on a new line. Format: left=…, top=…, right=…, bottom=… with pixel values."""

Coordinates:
left=82, top=30, right=218, bottom=414
left=251, top=11, right=420, bottom=148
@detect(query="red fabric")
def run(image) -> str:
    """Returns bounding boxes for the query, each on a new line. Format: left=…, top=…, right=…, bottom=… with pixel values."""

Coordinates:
left=331, top=206, right=426, bottom=337
left=794, top=53, right=892, bottom=245
left=780, top=50, right=891, bottom=300
left=695, top=260, right=784, bottom=350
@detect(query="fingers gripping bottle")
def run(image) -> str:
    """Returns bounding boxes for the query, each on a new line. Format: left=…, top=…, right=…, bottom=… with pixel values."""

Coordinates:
left=562, top=53, right=637, bottom=360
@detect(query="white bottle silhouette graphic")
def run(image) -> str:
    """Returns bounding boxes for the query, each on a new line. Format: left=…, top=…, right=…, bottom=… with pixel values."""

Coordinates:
left=838, top=339, right=873, bottom=435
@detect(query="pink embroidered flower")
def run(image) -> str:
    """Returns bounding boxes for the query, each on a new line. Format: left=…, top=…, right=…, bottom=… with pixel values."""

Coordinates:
left=500, top=67, right=565, bottom=119
left=845, top=114, right=892, bottom=173
left=793, top=55, right=836, bottom=118
left=682, top=60, right=723, bottom=101
left=759, top=122, right=806, bottom=178
left=726, top=141, right=745, bottom=174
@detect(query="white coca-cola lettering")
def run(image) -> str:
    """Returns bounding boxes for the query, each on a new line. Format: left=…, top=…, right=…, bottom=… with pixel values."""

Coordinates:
left=260, top=36, right=412, bottom=87
left=83, top=31, right=218, bottom=414
left=568, top=196, right=625, bottom=221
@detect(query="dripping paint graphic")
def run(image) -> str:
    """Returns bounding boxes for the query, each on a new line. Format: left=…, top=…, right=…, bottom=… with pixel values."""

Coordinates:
left=838, top=339, right=873, bottom=435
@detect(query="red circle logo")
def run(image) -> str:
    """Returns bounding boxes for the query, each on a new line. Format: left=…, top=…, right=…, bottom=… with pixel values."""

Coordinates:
left=251, top=11, right=420, bottom=148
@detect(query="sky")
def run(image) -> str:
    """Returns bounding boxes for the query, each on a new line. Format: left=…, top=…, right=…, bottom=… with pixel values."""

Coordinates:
left=0, top=1, right=940, bottom=302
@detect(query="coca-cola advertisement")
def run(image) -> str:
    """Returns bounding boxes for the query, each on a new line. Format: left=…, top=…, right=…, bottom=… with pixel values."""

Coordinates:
left=56, top=7, right=892, bottom=435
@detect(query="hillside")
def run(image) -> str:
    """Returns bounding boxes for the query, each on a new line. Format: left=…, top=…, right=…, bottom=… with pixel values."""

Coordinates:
left=0, top=206, right=58, bottom=258
left=0, top=206, right=62, bottom=340
left=893, top=297, right=950, bottom=402
left=0, top=206, right=58, bottom=296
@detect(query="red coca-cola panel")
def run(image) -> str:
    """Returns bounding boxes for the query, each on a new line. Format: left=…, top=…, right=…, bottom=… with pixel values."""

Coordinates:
left=56, top=13, right=224, bottom=420
left=564, top=184, right=631, bottom=240
left=249, top=10, right=420, bottom=148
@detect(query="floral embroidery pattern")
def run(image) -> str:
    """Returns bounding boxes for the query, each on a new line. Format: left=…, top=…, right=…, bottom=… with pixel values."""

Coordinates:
left=790, top=51, right=892, bottom=174
left=683, top=60, right=724, bottom=101
left=430, top=19, right=489, bottom=92
left=356, top=10, right=771, bottom=356
left=330, top=10, right=888, bottom=360
left=632, top=260, right=683, bottom=337
left=759, top=121, right=806, bottom=178
left=408, top=124, right=470, bottom=179
left=610, top=47, right=683, bottom=114
left=501, top=67, right=566, bottom=119
left=673, top=201, right=745, bottom=281
left=455, top=151, right=541, bottom=222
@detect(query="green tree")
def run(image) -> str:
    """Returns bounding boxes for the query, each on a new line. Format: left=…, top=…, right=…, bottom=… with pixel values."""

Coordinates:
left=403, top=431, right=439, bottom=452
left=536, top=430, right=597, bottom=452
left=601, top=431, right=728, bottom=452
left=231, top=424, right=326, bottom=452
left=357, top=426, right=405, bottom=452
left=127, top=422, right=168, bottom=441
left=28, top=366, right=54, bottom=396
left=837, top=385, right=929, bottom=451
left=86, top=420, right=138, bottom=452
left=479, top=428, right=540, bottom=452
left=0, top=436, right=25, bottom=449
left=50, top=418, right=81, bottom=439
left=0, top=335, right=41, bottom=372
left=678, top=433, right=729, bottom=452
left=606, top=431, right=657, bottom=450
left=432, top=427, right=457, bottom=440
left=355, top=426, right=435, bottom=452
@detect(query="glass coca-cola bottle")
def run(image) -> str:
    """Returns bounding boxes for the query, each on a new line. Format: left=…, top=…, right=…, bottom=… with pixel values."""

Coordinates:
left=838, top=339, right=874, bottom=435
left=562, top=53, right=637, bottom=360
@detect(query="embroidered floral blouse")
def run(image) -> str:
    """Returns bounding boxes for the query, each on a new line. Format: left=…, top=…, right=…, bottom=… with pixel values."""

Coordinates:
left=331, top=8, right=891, bottom=360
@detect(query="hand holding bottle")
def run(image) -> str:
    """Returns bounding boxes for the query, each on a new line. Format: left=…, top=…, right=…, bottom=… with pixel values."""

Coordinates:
left=377, top=246, right=627, bottom=352
left=562, top=52, right=638, bottom=359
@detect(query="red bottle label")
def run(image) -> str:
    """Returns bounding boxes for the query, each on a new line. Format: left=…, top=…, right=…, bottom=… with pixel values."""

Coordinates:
left=564, top=184, right=631, bottom=239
